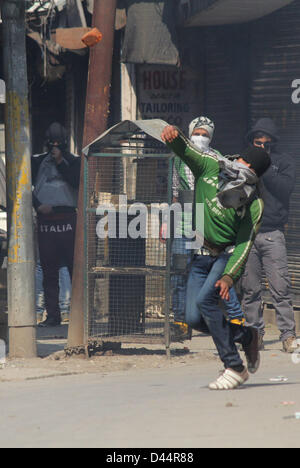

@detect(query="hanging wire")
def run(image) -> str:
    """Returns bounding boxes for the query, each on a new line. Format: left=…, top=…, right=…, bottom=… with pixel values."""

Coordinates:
left=155, top=0, right=164, bottom=18
left=44, top=0, right=56, bottom=27
left=42, top=0, right=56, bottom=78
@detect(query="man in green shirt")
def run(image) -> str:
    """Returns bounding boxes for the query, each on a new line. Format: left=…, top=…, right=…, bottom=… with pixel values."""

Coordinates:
left=171, top=117, right=246, bottom=342
left=161, top=124, right=271, bottom=390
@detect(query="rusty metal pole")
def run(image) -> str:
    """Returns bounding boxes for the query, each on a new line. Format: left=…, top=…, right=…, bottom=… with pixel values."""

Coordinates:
left=2, top=0, right=37, bottom=357
left=67, top=0, right=117, bottom=348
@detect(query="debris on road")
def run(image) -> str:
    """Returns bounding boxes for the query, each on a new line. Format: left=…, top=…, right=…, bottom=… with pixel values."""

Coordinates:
left=270, top=376, right=288, bottom=383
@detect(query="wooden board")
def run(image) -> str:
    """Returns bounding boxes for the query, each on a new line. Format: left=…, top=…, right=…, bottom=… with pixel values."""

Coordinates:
left=55, top=27, right=92, bottom=50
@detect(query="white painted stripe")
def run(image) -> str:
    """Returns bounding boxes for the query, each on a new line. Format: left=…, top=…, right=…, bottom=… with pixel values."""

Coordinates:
left=226, top=198, right=264, bottom=278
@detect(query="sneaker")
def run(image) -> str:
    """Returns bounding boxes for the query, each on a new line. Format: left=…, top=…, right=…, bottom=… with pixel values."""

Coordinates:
left=61, top=312, right=70, bottom=323
left=282, top=337, right=299, bottom=354
left=170, top=322, right=192, bottom=342
left=38, top=317, right=61, bottom=327
left=209, top=368, right=249, bottom=390
left=36, top=313, right=44, bottom=324
left=242, top=327, right=261, bottom=374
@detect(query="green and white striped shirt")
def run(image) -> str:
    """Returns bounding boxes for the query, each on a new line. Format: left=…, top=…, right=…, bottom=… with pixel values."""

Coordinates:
left=167, top=129, right=264, bottom=283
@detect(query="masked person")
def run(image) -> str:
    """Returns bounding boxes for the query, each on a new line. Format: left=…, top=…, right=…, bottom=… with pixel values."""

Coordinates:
left=170, top=117, right=245, bottom=342
left=241, top=118, right=299, bottom=353
left=32, top=123, right=81, bottom=327
left=161, top=124, right=271, bottom=390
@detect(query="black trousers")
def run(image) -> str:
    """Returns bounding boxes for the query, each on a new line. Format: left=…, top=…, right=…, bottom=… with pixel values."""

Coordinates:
left=37, top=212, right=77, bottom=320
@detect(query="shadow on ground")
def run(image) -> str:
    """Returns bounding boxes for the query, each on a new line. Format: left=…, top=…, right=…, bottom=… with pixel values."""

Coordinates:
left=36, top=324, right=68, bottom=341
left=36, top=324, right=68, bottom=358
left=93, top=347, right=191, bottom=357
left=35, top=324, right=192, bottom=359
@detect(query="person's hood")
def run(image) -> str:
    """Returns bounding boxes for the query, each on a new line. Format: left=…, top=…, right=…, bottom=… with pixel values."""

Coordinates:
left=246, top=118, right=279, bottom=143
left=45, top=122, right=67, bottom=146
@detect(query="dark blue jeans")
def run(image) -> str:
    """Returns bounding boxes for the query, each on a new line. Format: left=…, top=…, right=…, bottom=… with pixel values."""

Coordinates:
left=171, top=237, right=193, bottom=323
left=186, top=254, right=252, bottom=369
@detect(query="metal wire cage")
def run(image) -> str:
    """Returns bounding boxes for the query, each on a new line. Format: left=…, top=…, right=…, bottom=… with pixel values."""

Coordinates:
left=83, top=120, right=179, bottom=354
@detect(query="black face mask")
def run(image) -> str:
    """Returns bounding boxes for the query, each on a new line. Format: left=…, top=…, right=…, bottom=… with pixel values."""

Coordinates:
left=47, top=142, right=66, bottom=151
left=252, top=140, right=275, bottom=154
left=241, top=145, right=271, bottom=178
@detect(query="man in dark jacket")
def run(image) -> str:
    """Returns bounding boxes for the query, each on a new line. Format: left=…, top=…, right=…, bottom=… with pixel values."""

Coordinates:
left=241, top=118, right=299, bottom=353
left=32, top=122, right=81, bottom=327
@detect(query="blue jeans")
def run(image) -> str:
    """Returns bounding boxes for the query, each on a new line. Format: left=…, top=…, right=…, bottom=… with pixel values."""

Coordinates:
left=36, top=262, right=72, bottom=315
left=36, top=262, right=45, bottom=315
left=59, top=267, right=72, bottom=313
left=171, top=237, right=192, bottom=322
left=186, top=254, right=251, bottom=369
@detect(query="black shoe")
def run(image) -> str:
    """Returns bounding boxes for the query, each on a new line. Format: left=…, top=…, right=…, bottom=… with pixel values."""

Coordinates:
left=170, top=322, right=192, bottom=342
left=38, top=317, right=61, bottom=327
left=242, top=327, right=261, bottom=374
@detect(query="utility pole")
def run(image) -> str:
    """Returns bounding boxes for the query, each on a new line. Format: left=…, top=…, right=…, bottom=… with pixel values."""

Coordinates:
left=2, top=0, right=36, bottom=358
left=67, top=0, right=117, bottom=348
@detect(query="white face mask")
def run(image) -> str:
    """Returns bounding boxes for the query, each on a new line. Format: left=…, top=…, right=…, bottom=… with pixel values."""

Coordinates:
left=191, top=135, right=210, bottom=151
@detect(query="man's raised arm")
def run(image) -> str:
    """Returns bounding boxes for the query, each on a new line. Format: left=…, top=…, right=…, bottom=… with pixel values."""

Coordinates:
left=161, top=125, right=216, bottom=177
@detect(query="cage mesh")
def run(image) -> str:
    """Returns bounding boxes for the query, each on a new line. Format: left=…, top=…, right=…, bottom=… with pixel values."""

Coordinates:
left=84, top=131, right=176, bottom=347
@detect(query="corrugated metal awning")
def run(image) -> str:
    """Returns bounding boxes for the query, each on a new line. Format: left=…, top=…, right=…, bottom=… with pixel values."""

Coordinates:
left=184, top=0, right=295, bottom=26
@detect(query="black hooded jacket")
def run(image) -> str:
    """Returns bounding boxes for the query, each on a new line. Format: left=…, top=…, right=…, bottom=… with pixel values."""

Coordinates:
left=31, top=123, right=81, bottom=212
left=31, top=150, right=81, bottom=212
left=247, top=118, right=296, bottom=233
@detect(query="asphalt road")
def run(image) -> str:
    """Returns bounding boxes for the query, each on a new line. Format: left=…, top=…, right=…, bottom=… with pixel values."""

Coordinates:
left=0, top=347, right=299, bottom=449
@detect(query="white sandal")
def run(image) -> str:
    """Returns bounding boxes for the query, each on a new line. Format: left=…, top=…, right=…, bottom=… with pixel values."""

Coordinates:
left=209, top=368, right=249, bottom=390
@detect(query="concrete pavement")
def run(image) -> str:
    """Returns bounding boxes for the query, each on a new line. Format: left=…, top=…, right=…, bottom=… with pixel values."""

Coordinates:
left=0, top=325, right=299, bottom=448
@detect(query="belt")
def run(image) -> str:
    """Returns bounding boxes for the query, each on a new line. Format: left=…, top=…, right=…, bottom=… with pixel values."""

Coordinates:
left=196, top=240, right=234, bottom=257
left=195, top=247, right=213, bottom=257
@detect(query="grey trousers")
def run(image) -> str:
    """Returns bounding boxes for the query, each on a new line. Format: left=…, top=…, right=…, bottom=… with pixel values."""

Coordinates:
left=241, top=230, right=296, bottom=342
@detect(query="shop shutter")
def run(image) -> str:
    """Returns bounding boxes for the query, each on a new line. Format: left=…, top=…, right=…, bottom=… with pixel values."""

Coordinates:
left=203, top=24, right=249, bottom=155
left=250, top=0, right=300, bottom=304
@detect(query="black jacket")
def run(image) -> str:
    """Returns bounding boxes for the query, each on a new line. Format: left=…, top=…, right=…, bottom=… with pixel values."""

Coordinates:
left=247, top=118, right=296, bottom=233
left=31, top=151, right=81, bottom=211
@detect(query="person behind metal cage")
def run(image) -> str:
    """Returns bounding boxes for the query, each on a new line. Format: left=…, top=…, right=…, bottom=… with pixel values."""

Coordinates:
left=32, top=122, right=81, bottom=327
left=35, top=260, right=72, bottom=324
left=170, top=116, right=246, bottom=343
left=161, top=123, right=271, bottom=390
left=241, top=118, right=299, bottom=354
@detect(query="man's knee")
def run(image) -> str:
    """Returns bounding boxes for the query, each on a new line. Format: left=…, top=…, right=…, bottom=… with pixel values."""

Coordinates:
left=186, top=315, right=210, bottom=334
left=185, top=305, right=210, bottom=333
left=186, top=313, right=199, bottom=330
left=241, top=272, right=262, bottom=297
